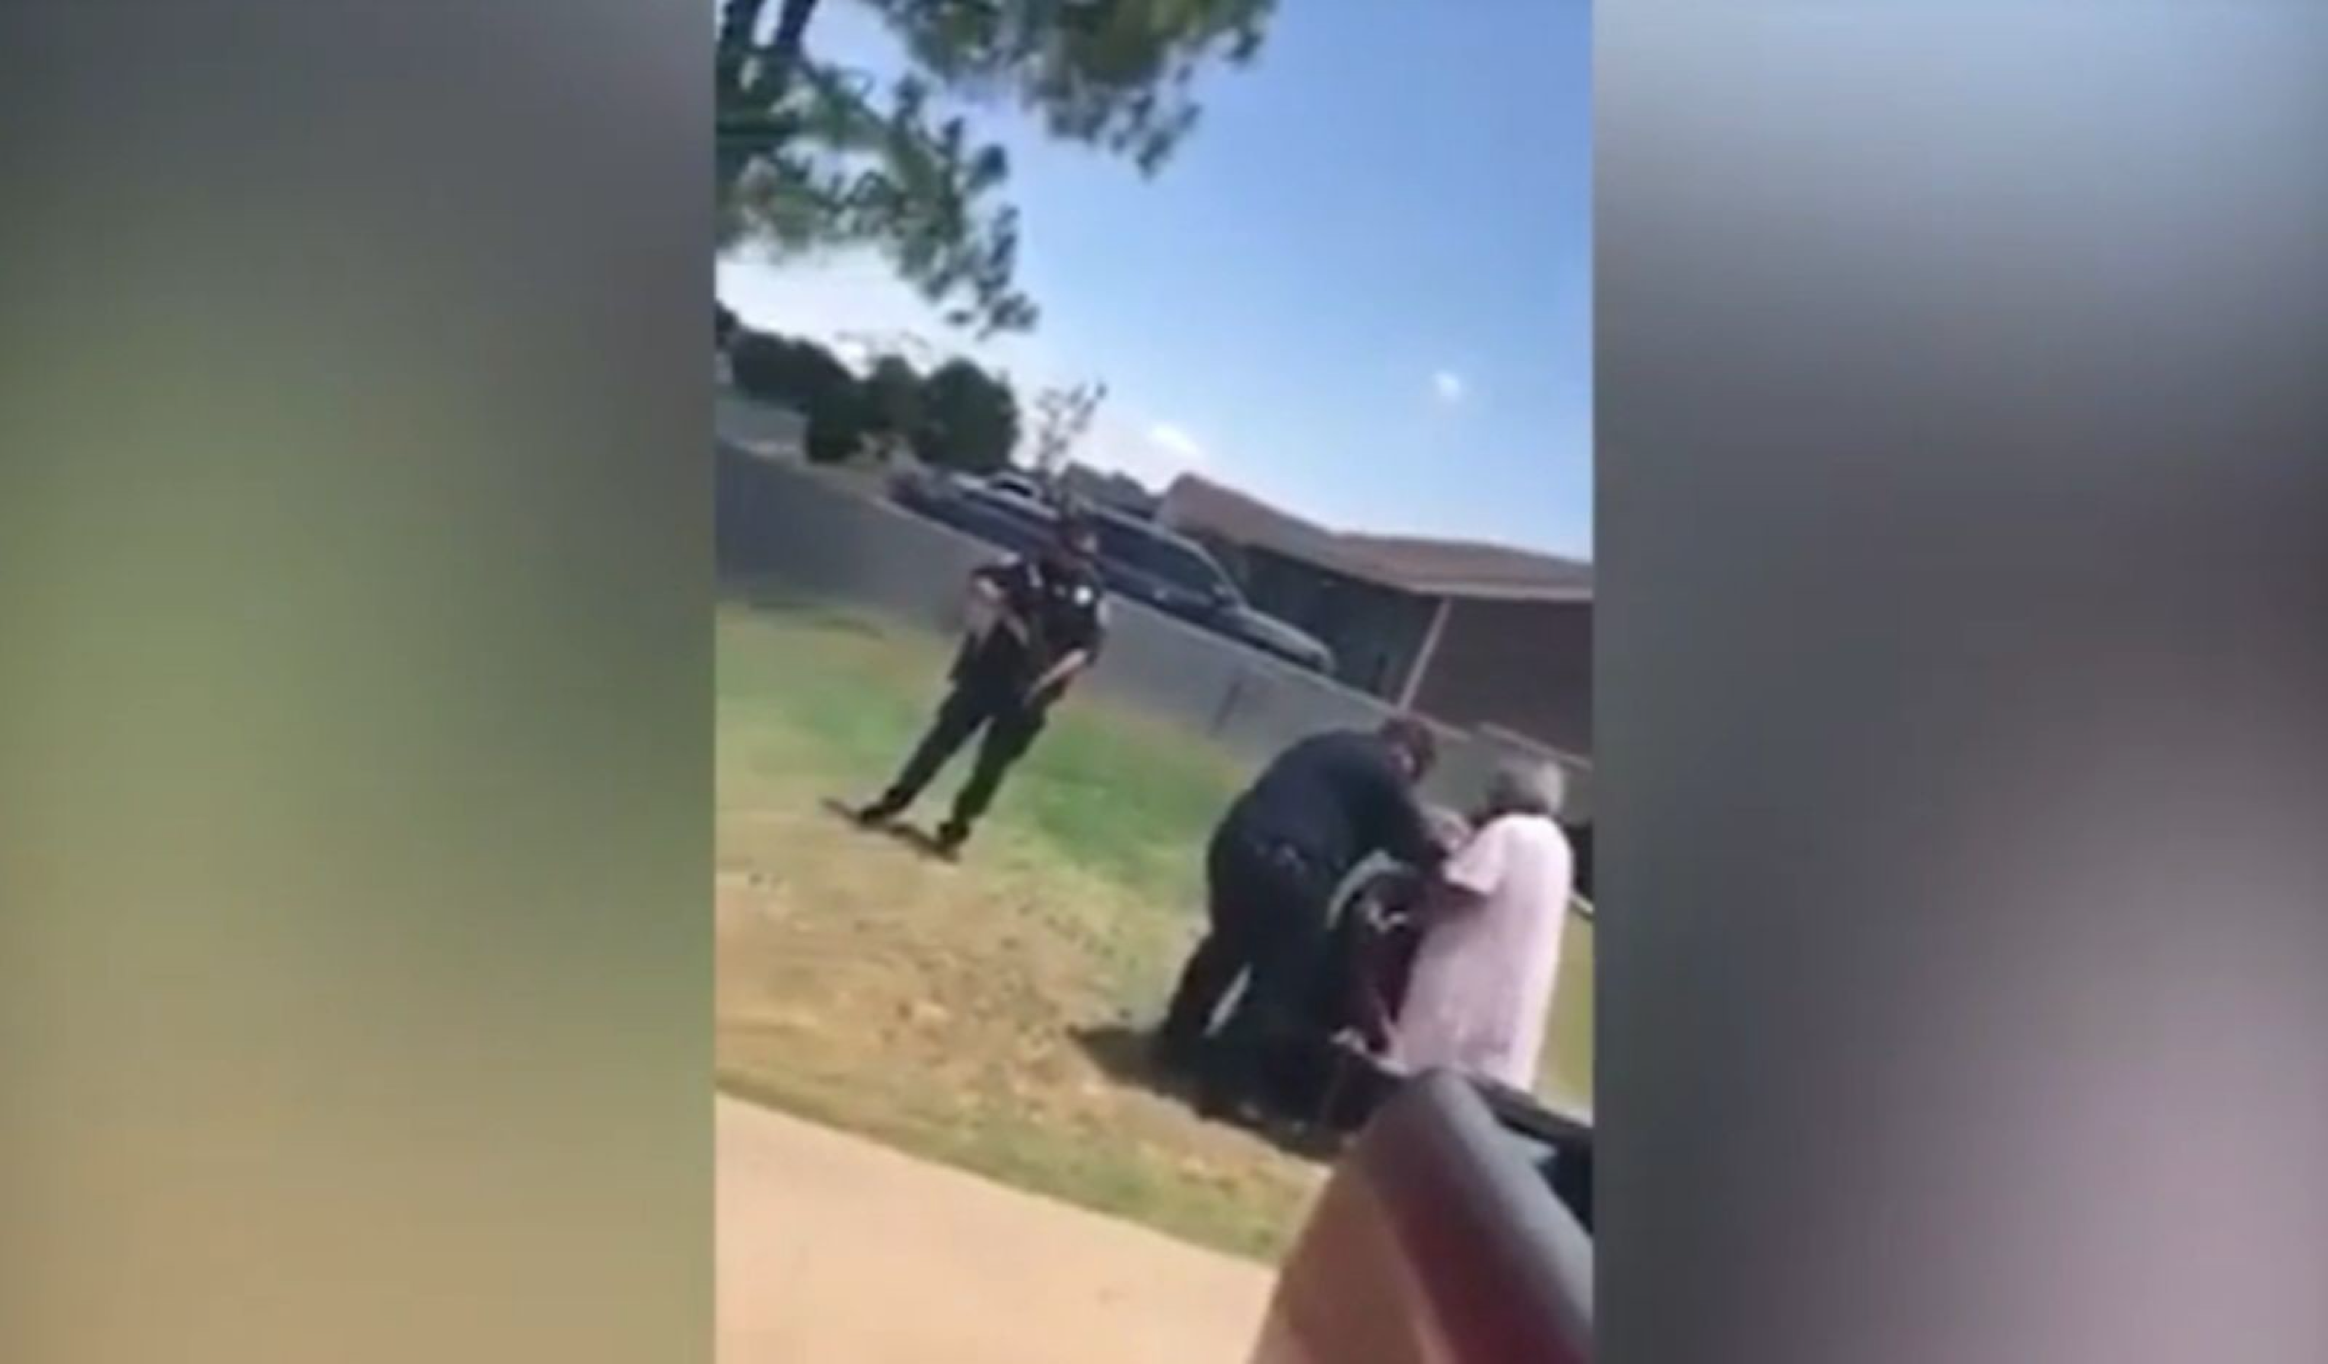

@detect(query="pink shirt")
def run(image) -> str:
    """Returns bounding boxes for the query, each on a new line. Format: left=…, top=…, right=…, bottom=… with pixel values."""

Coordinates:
left=1392, top=812, right=1575, bottom=1090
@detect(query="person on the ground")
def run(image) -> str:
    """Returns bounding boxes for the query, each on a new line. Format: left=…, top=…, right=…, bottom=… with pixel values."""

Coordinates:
left=1389, top=759, right=1576, bottom=1092
left=1323, top=806, right=1473, bottom=1054
left=1154, top=716, right=1448, bottom=1122
left=853, top=509, right=1107, bottom=858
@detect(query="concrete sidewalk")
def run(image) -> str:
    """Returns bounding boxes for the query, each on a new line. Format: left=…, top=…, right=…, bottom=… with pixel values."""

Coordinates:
left=717, top=1095, right=1276, bottom=1364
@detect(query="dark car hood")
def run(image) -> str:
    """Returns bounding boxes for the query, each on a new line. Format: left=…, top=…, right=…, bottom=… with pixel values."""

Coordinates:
left=1094, top=566, right=1211, bottom=615
left=1227, top=608, right=1334, bottom=668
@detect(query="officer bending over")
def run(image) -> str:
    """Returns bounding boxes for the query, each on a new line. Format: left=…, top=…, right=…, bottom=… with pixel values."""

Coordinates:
left=1155, top=716, right=1447, bottom=1122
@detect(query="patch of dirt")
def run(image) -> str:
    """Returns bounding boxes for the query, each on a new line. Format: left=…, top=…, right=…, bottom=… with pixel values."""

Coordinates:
left=714, top=798, right=1327, bottom=1259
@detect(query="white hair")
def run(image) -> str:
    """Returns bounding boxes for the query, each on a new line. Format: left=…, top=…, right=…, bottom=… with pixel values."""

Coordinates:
left=1489, top=759, right=1567, bottom=818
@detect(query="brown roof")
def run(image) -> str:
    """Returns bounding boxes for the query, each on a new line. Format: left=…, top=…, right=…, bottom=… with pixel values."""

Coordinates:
left=1158, top=475, right=1343, bottom=560
left=1159, top=474, right=1592, bottom=601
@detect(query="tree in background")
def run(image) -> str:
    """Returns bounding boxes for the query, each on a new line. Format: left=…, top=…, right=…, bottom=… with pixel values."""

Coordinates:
left=1028, top=380, right=1108, bottom=479
left=863, top=354, right=924, bottom=434
left=728, top=325, right=1020, bottom=472
left=716, top=0, right=1276, bottom=336
left=729, top=330, right=871, bottom=463
left=914, top=358, right=1021, bottom=474
left=860, top=353, right=926, bottom=463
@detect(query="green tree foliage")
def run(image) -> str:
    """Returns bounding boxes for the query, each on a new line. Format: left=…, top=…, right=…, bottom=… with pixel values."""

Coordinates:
left=857, top=0, right=1272, bottom=174
left=862, top=354, right=926, bottom=437
left=729, top=330, right=870, bottom=463
left=717, top=0, right=1274, bottom=336
left=727, top=326, right=1019, bottom=472
left=914, top=357, right=1022, bottom=474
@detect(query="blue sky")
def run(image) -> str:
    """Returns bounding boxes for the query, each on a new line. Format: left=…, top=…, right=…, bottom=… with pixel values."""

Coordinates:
left=719, top=1, right=1593, bottom=558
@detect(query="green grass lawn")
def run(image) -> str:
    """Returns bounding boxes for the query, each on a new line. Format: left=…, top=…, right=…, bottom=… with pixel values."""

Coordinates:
left=715, top=593, right=1593, bottom=1259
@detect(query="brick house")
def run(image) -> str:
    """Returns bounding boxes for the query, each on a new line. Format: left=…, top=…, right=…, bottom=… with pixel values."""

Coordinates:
left=1157, top=475, right=1593, bottom=760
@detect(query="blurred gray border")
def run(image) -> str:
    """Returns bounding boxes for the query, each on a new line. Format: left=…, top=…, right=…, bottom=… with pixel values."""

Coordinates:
left=1600, top=5, right=2328, bottom=1362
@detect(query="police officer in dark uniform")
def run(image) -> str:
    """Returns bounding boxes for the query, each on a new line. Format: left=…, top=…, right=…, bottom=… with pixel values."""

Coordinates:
left=1154, top=716, right=1447, bottom=1121
left=853, top=510, right=1108, bottom=858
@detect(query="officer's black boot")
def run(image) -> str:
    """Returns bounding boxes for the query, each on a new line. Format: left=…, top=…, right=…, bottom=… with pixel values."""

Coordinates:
left=862, top=689, right=985, bottom=831
left=852, top=793, right=906, bottom=827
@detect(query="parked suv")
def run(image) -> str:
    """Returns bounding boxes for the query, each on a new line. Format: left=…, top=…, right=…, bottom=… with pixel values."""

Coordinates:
left=1083, top=509, right=1336, bottom=674
left=886, top=467, right=1056, bottom=560
left=982, top=470, right=1050, bottom=504
left=886, top=471, right=1337, bottom=674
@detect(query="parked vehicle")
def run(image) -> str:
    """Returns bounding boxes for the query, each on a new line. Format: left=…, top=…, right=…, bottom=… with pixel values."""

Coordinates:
left=983, top=469, right=1050, bottom=504
left=886, top=472, right=1338, bottom=674
left=1083, top=508, right=1337, bottom=674
left=1248, top=1070, right=1593, bottom=1364
left=887, top=467, right=1056, bottom=560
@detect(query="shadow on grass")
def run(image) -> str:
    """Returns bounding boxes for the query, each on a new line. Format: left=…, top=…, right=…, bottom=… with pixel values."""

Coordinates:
left=1069, top=1022, right=1189, bottom=1104
left=816, top=797, right=958, bottom=861
left=1069, top=1022, right=1351, bottom=1166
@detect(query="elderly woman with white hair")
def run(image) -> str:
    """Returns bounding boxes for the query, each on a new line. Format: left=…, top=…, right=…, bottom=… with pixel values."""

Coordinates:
left=1389, top=758, right=1578, bottom=1091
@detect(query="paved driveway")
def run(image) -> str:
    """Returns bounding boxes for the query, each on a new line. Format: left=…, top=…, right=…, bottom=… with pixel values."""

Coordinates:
left=717, top=1096, right=1275, bottom=1364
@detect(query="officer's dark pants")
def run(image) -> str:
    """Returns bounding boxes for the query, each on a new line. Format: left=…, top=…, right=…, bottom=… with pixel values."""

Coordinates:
left=879, top=682, right=1046, bottom=837
left=1158, top=825, right=1334, bottom=1109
